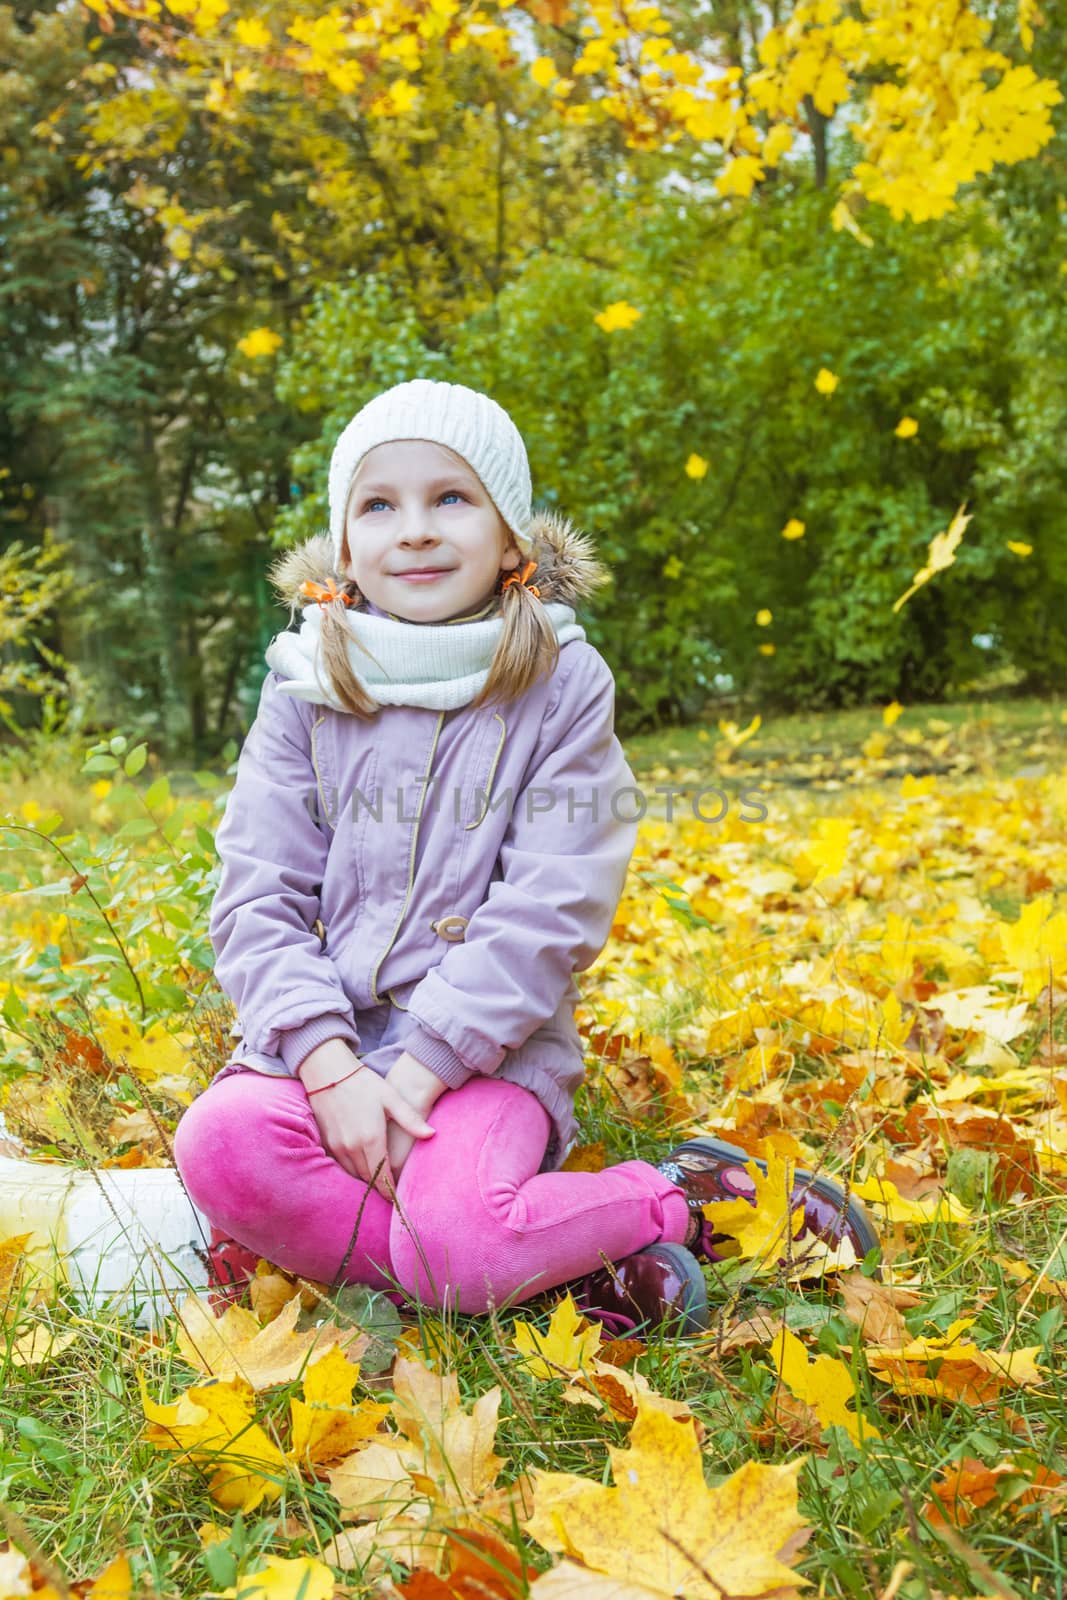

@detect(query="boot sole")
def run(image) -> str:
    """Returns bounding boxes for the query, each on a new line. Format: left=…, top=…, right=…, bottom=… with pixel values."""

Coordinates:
left=669, top=1137, right=882, bottom=1264
left=644, top=1241, right=710, bottom=1336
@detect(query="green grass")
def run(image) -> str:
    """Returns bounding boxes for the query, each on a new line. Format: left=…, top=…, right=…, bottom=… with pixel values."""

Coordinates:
left=2, top=693, right=1066, bottom=1598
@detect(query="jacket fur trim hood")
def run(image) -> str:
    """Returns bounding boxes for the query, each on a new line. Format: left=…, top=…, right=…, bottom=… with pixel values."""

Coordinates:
left=266, top=506, right=611, bottom=619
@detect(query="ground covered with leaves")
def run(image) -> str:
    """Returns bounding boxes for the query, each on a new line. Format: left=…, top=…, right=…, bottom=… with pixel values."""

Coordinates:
left=1, top=699, right=1066, bottom=1599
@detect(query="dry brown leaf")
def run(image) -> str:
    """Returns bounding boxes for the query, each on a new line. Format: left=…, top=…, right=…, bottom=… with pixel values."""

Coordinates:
left=838, top=1272, right=923, bottom=1347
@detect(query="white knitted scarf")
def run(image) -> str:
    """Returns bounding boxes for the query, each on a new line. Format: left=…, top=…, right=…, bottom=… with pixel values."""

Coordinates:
left=265, top=600, right=586, bottom=712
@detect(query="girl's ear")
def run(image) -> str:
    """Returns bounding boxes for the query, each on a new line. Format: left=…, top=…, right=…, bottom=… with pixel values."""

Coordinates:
left=500, top=540, right=522, bottom=572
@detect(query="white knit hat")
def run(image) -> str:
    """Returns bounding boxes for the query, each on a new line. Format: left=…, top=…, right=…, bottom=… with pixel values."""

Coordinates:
left=328, top=378, right=533, bottom=570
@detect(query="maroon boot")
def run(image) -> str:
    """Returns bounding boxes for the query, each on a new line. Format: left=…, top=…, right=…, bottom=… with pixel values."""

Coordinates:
left=202, top=1225, right=262, bottom=1311
left=571, top=1242, right=709, bottom=1337
left=658, top=1137, right=881, bottom=1268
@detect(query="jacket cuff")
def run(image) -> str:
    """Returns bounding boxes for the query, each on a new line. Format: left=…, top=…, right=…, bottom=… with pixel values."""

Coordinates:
left=278, top=1013, right=361, bottom=1075
left=404, top=1023, right=476, bottom=1089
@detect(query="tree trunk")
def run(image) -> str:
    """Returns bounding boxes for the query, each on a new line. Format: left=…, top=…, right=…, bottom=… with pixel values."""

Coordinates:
left=138, top=415, right=191, bottom=756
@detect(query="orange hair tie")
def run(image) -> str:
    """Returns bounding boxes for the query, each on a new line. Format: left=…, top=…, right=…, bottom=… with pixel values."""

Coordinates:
left=501, top=560, right=542, bottom=599
left=300, top=577, right=356, bottom=608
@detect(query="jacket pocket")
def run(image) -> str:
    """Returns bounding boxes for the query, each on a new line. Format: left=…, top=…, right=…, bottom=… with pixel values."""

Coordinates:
left=464, top=711, right=507, bottom=831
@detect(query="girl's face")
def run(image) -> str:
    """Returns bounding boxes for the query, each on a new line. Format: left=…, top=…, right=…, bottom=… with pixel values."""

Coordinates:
left=342, top=440, right=523, bottom=623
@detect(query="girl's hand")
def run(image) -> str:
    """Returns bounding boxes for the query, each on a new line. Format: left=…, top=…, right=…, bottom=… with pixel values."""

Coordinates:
left=299, top=1045, right=435, bottom=1198
left=385, top=1050, right=449, bottom=1181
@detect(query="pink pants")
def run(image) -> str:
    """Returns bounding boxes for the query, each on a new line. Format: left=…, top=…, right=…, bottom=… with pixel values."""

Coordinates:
left=173, top=1070, right=691, bottom=1314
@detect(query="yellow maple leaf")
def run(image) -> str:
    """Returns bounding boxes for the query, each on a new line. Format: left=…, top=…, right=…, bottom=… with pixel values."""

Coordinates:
left=237, top=326, right=283, bottom=359
left=513, top=1292, right=603, bottom=1379
left=882, top=700, right=903, bottom=726
left=1006, top=539, right=1033, bottom=556
left=717, top=713, right=761, bottom=749
left=8, top=1322, right=80, bottom=1368
left=852, top=1175, right=972, bottom=1226
left=173, top=1290, right=366, bottom=1389
left=894, top=416, right=919, bottom=438
left=892, top=503, right=971, bottom=612
left=814, top=367, right=839, bottom=395
left=769, top=1328, right=881, bottom=1448
left=210, top=1555, right=334, bottom=1599
left=701, top=1148, right=805, bottom=1270
left=530, top=54, right=558, bottom=85
left=782, top=517, right=806, bottom=539
left=391, top=1354, right=506, bottom=1508
left=593, top=300, right=642, bottom=332
left=997, top=896, right=1067, bottom=1000
left=138, top=1370, right=288, bottom=1512
left=289, top=1345, right=391, bottom=1467
left=756, top=608, right=772, bottom=626
left=234, top=16, right=271, bottom=47
left=804, top=816, right=852, bottom=885
left=685, top=452, right=709, bottom=478
left=524, top=1395, right=811, bottom=1597
left=716, top=155, right=765, bottom=197
left=866, top=1318, right=1046, bottom=1405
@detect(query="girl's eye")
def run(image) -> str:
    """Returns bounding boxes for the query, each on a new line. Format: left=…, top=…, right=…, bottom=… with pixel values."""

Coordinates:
left=362, top=491, right=467, bottom=513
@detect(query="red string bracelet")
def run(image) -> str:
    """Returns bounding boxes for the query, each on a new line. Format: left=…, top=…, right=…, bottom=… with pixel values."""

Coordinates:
left=305, top=1063, right=365, bottom=1097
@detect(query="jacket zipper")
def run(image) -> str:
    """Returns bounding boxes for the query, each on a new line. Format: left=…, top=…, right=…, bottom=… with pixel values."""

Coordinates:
left=369, top=710, right=446, bottom=1006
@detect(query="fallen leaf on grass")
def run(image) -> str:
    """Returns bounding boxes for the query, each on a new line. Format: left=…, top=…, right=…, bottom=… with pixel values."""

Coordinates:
left=838, top=1271, right=923, bottom=1347
left=513, top=1293, right=604, bottom=1378
left=174, top=1290, right=367, bottom=1389
left=852, top=1175, right=972, bottom=1225
left=323, top=1356, right=531, bottom=1575
left=866, top=1318, right=1046, bottom=1405
left=511, top=1296, right=693, bottom=1426
left=289, top=1344, right=391, bottom=1467
left=8, top=1322, right=80, bottom=1368
left=524, top=1394, right=811, bottom=1599
left=138, top=1371, right=288, bottom=1512
left=206, top=1553, right=335, bottom=1599
left=768, top=1328, right=881, bottom=1448
left=396, top=1527, right=539, bottom=1599
left=701, top=1148, right=804, bottom=1270
left=923, top=1456, right=1067, bottom=1527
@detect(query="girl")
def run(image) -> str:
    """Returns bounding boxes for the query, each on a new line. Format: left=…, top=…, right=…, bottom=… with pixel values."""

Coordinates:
left=174, top=378, right=878, bottom=1334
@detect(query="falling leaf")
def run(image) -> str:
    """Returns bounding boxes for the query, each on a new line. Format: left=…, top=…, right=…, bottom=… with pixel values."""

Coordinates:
left=814, top=367, right=839, bottom=395
left=237, top=326, right=283, bottom=358
left=892, top=503, right=971, bottom=612
left=1006, top=540, right=1032, bottom=557
left=593, top=301, right=642, bottom=332
left=685, top=453, right=709, bottom=479
left=894, top=417, right=919, bottom=438
left=173, top=1290, right=366, bottom=1389
left=769, top=1328, right=881, bottom=1447
left=524, top=1395, right=811, bottom=1598
left=756, top=609, right=772, bottom=626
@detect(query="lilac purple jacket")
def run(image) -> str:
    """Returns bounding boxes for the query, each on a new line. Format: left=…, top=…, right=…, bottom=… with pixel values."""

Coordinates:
left=208, top=510, right=639, bottom=1167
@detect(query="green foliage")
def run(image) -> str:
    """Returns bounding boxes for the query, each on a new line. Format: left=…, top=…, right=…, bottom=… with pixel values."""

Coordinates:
left=0, top=728, right=232, bottom=1099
